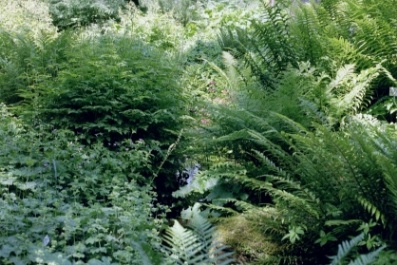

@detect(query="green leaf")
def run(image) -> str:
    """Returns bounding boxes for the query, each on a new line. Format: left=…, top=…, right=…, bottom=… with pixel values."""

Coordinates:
left=0, top=176, right=16, bottom=186
left=16, top=181, right=37, bottom=190
left=282, top=226, right=305, bottom=244
left=315, top=230, right=337, bottom=247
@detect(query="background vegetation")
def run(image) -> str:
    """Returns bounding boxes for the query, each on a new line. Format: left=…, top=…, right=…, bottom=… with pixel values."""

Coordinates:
left=1, top=0, right=397, bottom=264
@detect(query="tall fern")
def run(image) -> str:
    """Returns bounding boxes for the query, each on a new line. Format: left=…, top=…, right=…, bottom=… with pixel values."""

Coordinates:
left=189, top=1, right=397, bottom=264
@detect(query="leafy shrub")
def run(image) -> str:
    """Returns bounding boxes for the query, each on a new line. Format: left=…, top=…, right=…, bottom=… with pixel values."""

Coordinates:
left=184, top=39, right=223, bottom=63
left=0, top=103, right=165, bottom=264
left=48, top=0, right=126, bottom=30
left=0, top=0, right=55, bottom=35
left=34, top=35, right=188, bottom=199
left=1, top=3, right=190, bottom=212
left=0, top=30, right=72, bottom=105
left=34, top=34, right=186, bottom=145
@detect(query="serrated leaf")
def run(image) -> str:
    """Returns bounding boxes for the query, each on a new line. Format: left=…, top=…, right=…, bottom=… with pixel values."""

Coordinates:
left=0, top=244, right=14, bottom=258
left=16, top=181, right=37, bottom=190
left=42, top=235, right=50, bottom=247
left=0, top=176, right=16, bottom=186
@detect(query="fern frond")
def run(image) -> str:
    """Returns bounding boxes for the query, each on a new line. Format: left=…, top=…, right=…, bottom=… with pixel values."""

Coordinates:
left=246, top=130, right=295, bottom=171
left=356, top=196, right=386, bottom=226
left=329, top=233, right=365, bottom=265
left=270, top=188, right=320, bottom=220
left=251, top=149, right=289, bottom=178
left=216, top=129, right=251, bottom=142
left=290, top=1, right=325, bottom=64
left=222, top=51, right=240, bottom=88
left=204, top=203, right=239, bottom=215
left=162, top=204, right=235, bottom=265
left=348, top=245, right=386, bottom=265
left=271, top=112, right=309, bottom=133
left=162, top=221, right=202, bottom=259
left=299, top=98, right=330, bottom=125
left=211, top=197, right=258, bottom=212
left=375, top=153, right=397, bottom=218
left=326, top=64, right=356, bottom=95
left=231, top=175, right=270, bottom=192
left=235, top=1, right=296, bottom=88
left=336, top=66, right=379, bottom=114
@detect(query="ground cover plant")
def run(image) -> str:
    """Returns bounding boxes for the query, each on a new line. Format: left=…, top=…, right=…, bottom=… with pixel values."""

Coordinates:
left=1, top=0, right=397, bottom=264
left=0, top=104, right=164, bottom=264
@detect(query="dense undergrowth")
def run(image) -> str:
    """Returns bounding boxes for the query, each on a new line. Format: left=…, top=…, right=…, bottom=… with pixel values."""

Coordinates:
left=1, top=0, right=397, bottom=264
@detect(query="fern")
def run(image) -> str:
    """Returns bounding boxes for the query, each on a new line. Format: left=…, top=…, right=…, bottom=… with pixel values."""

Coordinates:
left=205, top=51, right=241, bottom=93
left=289, top=1, right=325, bottom=65
left=330, top=233, right=365, bottom=265
left=329, top=233, right=386, bottom=265
left=349, top=246, right=386, bottom=265
left=201, top=95, right=397, bottom=263
left=356, top=196, right=386, bottom=226
left=251, top=149, right=289, bottom=178
left=162, top=204, right=235, bottom=265
left=248, top=1, right=296, bottom=87
left=189, top=1, right=397, bottom=264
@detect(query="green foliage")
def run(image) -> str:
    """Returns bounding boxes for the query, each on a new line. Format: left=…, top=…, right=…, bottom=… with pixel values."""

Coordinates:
left=0, top=0, right=55, bottom=35
left=162, top=203, right=235, bottom=265
left=48, top=0, right=126, bottom=30
left=185, top=39, right=223, bottom=63
left=168, top=1, right=397, bottom=262
left=221, top=0, right=397, bottom=118
left=158, top=0, right=203, bottom=26
left=243, top=1, right=297, bottom=88
left=4, top=0, right=397, bottom=264
left=195, top=96, right=397, bottom=263
left=0, top=104, right=165, bottom=264
left=329, top=233, right=386, bottom=265
left=0, top=0, right=195, bottom=219
left=37, top=34, right=185, bottom=144
left=189, top=38, right=397, bottom=264
left=0, top=29, right=72, bottom=105
left=0, top=29, right=189, bottom=196
left=114, top=7, right=185, bottom=51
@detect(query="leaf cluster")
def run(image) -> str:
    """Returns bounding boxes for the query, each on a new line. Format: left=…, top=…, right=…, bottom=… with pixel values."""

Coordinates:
left=162, top=203, right=235, bottom=265
left=0, top=104, right=165, bottom=264
left=47, top=0, right=127, bottom=30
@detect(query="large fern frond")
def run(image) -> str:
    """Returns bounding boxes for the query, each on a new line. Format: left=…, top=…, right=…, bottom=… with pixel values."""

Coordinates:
left=349, top=245, right=386, bottom=265
left=329, top=233, right=366, bottom=265
left=329, top=233, right=386, bottom=265
left=162, top=204, right=235, bottom=265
